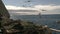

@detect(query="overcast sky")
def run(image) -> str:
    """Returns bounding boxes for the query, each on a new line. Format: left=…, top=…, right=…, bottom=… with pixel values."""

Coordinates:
left=2, top=0, right=60, bottom=14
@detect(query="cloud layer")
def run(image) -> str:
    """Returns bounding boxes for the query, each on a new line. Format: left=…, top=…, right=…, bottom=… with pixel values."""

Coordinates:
left=34, top=5, right=60, bottom=10
left=5, top=5, right=60, bottom=10
left=5, top=5, right=37, bottom=10
left=5, top=5, right=60, bottom=14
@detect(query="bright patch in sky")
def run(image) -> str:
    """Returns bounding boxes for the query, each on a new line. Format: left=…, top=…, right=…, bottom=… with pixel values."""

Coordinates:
left=3, top=0, right=60, bottom=14
left=5, top=5, right=37, bottom=10
left=5, top=5, right=60, bottom=10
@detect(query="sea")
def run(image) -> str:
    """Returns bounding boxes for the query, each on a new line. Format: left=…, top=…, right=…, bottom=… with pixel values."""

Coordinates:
left=6, top=14, right=60, bottom=34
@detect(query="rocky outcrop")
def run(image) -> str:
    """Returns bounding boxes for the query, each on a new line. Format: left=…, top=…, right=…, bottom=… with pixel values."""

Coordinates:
left=2, top=19, right=52, bottom=34
left=0, top=1, right=10, bottom=34
left=0, top=0, right=10, bottom=26
left=0, top=0, right=10, bottom=18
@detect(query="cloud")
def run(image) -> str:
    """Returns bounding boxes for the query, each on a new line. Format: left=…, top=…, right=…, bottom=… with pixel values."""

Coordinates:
left=5, top=5, right=37, bottom=10
left=5, top=5, right=60, bottom=14
left=5, top=5, right=60, bottom=10
left=34, top=5, right=60, bottom=10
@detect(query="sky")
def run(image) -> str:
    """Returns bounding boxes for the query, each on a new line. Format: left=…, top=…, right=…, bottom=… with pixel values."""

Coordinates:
left=2, top=0, right=60, bottom=14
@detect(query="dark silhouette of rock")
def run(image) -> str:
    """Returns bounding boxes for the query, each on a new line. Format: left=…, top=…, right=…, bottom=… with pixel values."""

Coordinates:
left=0, top=0, right=10, bottom=34
left=0, top=0, right=10, bottom=18
left=0, top=0, right=10, bottom=26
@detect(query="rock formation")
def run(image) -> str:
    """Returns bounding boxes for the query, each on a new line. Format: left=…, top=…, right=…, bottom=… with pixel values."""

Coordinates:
left=0, top=0, right=10, bottom=18
left=0, top=0, right=10, bottom=26
left=0, top=0, right=10, bottom=33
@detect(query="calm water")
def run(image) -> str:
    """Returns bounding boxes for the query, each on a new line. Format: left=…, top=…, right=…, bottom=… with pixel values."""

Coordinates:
left=10, top=14, right=60, bottom=34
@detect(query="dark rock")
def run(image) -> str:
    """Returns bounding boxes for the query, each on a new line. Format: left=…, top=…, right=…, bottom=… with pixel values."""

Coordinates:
left=0, top=0, right=10, bottom=18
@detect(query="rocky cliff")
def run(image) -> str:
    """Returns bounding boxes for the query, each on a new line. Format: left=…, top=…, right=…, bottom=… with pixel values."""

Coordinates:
left=0, top=0, right=10, bottom=26
left=0, top=0, right=10, bottom=18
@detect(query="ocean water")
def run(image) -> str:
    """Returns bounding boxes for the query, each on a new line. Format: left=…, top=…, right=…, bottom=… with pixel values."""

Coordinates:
left=10, top=14, right=60, bottom=34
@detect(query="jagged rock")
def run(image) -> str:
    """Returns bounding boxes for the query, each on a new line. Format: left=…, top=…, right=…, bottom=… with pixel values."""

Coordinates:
left=4, top=19, right=50, bottom=34
left=0, top=0, right=10, bottom=34
left=0, top=0, right=10, bottom=26
left=0, top=0, right=10, bottom=18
